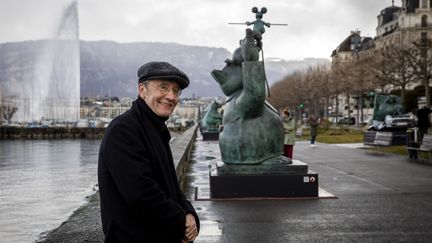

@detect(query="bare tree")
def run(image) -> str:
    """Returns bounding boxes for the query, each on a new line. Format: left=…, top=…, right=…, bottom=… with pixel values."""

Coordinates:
left=410, top=36, right=432, bottom=107
left=269, top=64, right=338, bottom=123
left=373, top=48, right=396, bottom=94
left=313, top=65, right=332, bottom=118
left=373, top=46, right=416, bottom=109
left=331, top=61, right=359, bottom=123
left=350, top=54, right=376, bottom=125
left=328, top=65, right=347, bottom=123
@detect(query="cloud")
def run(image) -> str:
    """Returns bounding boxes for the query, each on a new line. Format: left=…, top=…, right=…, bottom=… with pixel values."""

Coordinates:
left=0, top=0, right=397, bottom=60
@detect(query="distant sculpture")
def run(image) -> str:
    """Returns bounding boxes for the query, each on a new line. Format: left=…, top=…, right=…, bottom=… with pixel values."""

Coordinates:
left=211, top=28, right=284, bottom=164
left=372, top=94, right=404, bottom=121
left=199, top=101, right=222, bottom=133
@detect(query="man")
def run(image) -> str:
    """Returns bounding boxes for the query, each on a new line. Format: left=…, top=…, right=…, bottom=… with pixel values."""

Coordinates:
left=98, top=61, right=199, bottom=242
left=417, top=105, right=431, bottom=142
left=308, top=114, right=319, bottom=147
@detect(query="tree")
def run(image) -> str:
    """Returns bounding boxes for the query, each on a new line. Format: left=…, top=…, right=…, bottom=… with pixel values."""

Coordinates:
left=350, top=54, right=375, bottom=125
left=373, top=45, right=415, bottom=109
left=410, top=36, right=432, bottom=107
left=372, top=48, right=394, bottom=94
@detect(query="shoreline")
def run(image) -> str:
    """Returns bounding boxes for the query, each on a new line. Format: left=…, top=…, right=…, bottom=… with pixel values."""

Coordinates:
left=37, top=191, right=103, bottom=243
left=0, top=126, right=191, bottom=139
left=0, top=127, right=105, bottom=139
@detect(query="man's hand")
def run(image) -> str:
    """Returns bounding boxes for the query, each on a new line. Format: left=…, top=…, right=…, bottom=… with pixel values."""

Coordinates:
left=183, top=213, right=198, bottom=242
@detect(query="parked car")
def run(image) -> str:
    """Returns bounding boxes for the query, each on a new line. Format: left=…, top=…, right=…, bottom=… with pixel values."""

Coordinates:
left=337, top=116, right=355, bottom=125
left=384, top=113, right=417, bottom=129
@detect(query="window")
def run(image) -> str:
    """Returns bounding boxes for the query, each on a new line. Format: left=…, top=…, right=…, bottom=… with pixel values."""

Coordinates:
left=421, top=32, right=428, bottom=42
left=422, top=15, right=428, bottom=27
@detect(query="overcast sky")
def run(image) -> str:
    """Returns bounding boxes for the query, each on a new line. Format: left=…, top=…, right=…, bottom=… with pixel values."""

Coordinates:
left=0, top=0, right=397, bottom=60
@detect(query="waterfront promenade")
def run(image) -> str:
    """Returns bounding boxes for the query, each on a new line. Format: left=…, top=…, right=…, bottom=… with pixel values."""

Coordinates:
left=41, top=133, right=432, bottom=242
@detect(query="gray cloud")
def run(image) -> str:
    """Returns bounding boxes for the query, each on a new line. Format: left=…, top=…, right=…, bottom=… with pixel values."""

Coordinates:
left=0, top=0, right=397, bottom=60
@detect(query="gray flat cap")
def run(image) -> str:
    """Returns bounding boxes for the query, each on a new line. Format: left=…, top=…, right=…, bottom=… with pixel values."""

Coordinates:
left=137, top=61, right=190, bottom=89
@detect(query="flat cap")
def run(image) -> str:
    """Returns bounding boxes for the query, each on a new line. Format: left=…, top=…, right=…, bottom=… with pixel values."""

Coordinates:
left=137, top=61, right=190, bottom=89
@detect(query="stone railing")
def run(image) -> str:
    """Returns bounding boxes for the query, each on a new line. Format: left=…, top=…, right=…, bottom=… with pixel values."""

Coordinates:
left=171, top=124, right=198, bottom=189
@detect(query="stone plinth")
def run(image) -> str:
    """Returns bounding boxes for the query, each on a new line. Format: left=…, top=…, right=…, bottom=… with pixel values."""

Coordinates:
left=201, top=131, right=219, bottom=141
left=210, top=156, right=319, bottom=198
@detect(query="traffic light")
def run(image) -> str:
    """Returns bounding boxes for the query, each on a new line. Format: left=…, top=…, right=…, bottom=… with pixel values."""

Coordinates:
left=368, top=91, right=375, bottom=97
left=299, top=103, right=304, bottom=109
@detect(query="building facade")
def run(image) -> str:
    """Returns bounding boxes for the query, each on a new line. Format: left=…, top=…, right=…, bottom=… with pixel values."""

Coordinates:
left=330, top=0, right=432, bottom=123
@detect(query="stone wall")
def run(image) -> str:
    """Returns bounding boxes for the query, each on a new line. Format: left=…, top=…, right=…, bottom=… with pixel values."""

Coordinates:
left=0, top=127, right=105, bottom=139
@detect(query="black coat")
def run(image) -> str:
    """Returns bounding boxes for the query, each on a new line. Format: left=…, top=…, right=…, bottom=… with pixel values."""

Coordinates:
left=417, top=107, right=431, bottom=130
left=98, top=97, right=199, bottom=242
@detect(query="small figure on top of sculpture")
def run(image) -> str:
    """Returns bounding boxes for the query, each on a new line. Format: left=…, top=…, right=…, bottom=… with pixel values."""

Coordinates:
left=246, top=7, right=270, bottom=34
left=246, top=7, right=270, bottom=47
left=229, top=7, right=287, bottom=50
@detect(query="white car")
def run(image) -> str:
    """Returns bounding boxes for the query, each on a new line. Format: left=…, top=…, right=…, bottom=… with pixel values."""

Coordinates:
left=384, top=113, right=417, bottom=129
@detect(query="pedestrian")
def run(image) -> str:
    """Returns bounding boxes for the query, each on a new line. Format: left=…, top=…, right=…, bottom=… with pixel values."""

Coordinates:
left=98, top=61, right=199, bottom=242
left=416, top=105, right=431, bottom=142
left=282, top=108, right=295, bottom=158
left=308, top=114, right=319, bottom=147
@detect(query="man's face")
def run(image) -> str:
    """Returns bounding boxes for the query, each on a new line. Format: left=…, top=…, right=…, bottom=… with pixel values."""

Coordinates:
left=138, top=80, right=181, bottom=117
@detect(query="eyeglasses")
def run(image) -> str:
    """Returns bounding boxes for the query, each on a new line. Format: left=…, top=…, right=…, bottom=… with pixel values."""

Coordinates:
left=144, top=81, right=182, bottom=97
left=157, top=82, right=182, bottom=97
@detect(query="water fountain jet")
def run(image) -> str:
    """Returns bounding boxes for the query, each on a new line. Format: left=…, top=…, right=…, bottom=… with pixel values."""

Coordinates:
left=11, top=0, right=80, bottom=123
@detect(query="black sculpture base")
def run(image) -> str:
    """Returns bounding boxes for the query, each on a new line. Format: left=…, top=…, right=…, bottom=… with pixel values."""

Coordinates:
left=201, top=131, right=219, bottom=141
left=210, top=157, right=319, bottom=198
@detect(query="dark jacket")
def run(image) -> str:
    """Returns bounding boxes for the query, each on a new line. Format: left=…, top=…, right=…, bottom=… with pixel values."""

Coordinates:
left=98, top=97, right=199, bottom=243
left=417, top=107, right=431, bottom=131
left=308, top=118, right=318, bottom=137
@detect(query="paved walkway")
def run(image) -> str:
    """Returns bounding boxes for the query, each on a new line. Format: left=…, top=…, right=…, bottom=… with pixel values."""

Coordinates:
left=186, top=138, right=432, bottom=242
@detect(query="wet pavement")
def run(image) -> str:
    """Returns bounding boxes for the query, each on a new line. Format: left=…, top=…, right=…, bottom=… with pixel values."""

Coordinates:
left=186, top=137, right=432, bottom=242
left=41, top=134, right=432, bottom=242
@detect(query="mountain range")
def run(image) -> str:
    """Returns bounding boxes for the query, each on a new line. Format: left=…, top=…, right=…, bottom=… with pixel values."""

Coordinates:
left=0, top=40, right=330, bottom=98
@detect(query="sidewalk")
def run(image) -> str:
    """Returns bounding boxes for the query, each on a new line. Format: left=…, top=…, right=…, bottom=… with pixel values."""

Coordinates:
left=41, top=137, right=432, bottom=242
left=188, top=139, right=432, bottom=242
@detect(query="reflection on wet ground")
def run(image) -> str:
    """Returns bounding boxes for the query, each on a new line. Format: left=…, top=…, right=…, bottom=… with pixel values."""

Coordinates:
left=183, top=136, right=432, bottom=242
left=183, top=134, right=223, bottom=242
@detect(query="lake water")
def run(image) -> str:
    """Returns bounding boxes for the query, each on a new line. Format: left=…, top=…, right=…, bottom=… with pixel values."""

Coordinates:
left=0, top=139, right=101, bottom=243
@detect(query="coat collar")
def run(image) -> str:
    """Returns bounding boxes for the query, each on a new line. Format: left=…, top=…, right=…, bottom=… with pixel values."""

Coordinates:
left=134, top=97, right=169, bottom=133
